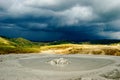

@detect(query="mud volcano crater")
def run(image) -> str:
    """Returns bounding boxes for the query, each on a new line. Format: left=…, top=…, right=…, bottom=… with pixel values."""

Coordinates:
left=19, top=56, right=114, bottom=72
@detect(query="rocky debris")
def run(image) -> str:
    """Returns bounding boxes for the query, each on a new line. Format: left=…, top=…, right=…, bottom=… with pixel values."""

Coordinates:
left=68, top=77, right=82, bottom=80
left=48, top=58, right=70, bottom=66
left=68, top=77, right=105, bottom=80
left=0, top=58, right=3, bottom=62
left=116, top=64, right=120, bottom=67
left=100, top=69, right=120, bottom=79
left=0, top=59, right=2, bottom=62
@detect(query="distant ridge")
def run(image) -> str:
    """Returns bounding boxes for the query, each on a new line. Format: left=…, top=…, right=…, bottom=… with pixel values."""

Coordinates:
left=10, top=37, right=33, bottom=46
left=0, top=36, right=35, bottom=47
left=0, top=36, right=120, bottom=45
left=80, top=39, right=120, bottom=44
left=42, top=39, right=120, bottom=45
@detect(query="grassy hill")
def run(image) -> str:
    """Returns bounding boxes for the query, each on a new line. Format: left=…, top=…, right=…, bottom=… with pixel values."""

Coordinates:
left=10, top=37, right=34, bottom=47
left=0, top=37, right=40, bottom=54
left=0, top=36, right=120, bottom=56
left=0, top=37, right=12, bottom=45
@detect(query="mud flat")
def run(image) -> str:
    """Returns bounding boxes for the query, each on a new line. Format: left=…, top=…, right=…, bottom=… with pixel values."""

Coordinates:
left=0, top=54, right=120, bottom=80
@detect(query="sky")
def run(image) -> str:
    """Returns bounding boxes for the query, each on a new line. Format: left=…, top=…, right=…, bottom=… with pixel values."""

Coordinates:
left=0, top=0, right=120, bottom=41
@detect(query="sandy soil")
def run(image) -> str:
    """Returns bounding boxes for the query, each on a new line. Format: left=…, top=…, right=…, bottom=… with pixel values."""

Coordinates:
left=0, top=53, right=120, bottom=80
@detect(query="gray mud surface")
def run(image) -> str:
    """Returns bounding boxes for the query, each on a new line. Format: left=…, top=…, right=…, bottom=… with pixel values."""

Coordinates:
left=0, top=54, right=120, bottom=80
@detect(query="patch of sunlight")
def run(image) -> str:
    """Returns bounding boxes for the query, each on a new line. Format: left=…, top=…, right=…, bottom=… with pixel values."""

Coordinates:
left=0, top=37, right=10, bottom=45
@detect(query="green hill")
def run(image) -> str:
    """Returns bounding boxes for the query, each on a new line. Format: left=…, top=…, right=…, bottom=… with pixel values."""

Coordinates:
left=0, top=37, right=40, bottom=54
left=0, top=37, right=11, bottom=45
left=10, top=37, right=34, bottom=47
left=0, top=37, right=16, bottom=47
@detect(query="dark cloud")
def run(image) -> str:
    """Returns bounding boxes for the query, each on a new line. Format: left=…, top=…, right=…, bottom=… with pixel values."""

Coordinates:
left=0, top=0, right=120, bottom=41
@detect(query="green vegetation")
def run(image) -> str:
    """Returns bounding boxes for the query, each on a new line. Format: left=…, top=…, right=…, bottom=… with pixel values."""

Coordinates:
left=0, top=37, right=40, bottom=54
left=10, top=37, right=33, bottom=47
left=0, top=36, right=120, bottom=56
left=0, top=46, right=39, bottom=54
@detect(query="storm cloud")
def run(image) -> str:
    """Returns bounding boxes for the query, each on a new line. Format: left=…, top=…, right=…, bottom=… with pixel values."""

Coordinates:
left=0, top=0, right=120, bottom=41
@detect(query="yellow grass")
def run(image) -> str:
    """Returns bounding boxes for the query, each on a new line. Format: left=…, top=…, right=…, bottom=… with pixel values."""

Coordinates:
left=40, top=44, right=120, bottom=56
left=0, top=37, right=10, bottom=45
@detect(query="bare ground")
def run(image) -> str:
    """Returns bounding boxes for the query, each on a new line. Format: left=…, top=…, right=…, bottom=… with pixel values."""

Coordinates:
left=0, top=54, right=120, bottom=80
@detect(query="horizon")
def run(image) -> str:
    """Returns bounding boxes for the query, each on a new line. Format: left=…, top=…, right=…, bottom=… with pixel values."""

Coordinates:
left=0, top=0, right=120, bottom=41
left=1, top=35, right=120, bottom=44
